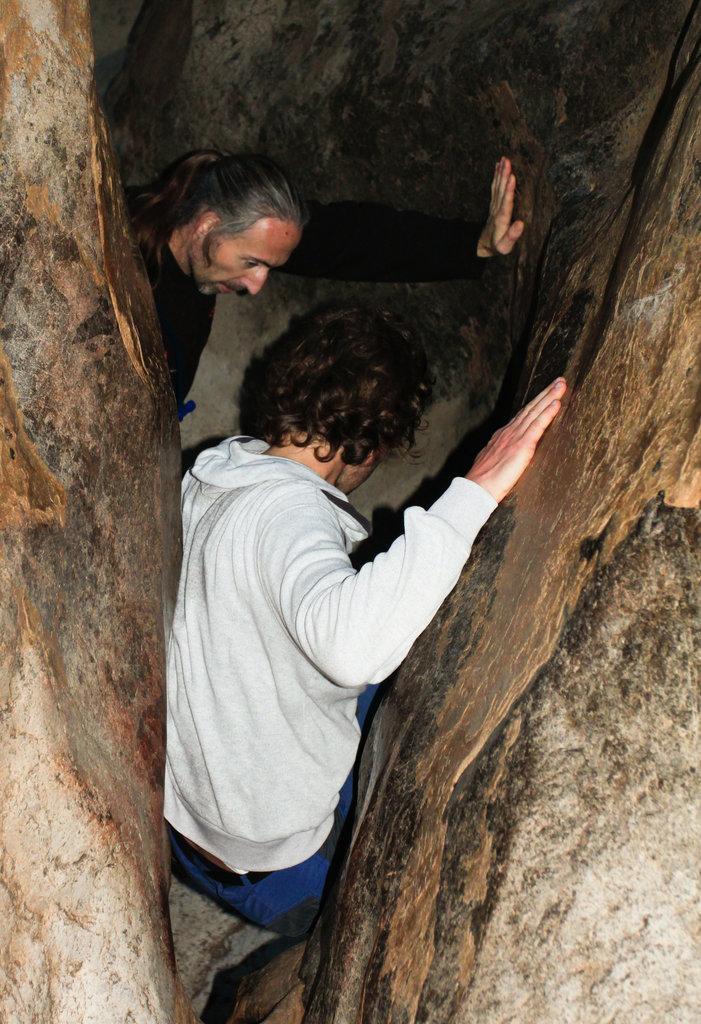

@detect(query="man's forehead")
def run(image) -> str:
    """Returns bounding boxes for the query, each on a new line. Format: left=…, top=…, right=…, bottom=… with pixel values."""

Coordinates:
left=211, top=217, right=301, bottom=263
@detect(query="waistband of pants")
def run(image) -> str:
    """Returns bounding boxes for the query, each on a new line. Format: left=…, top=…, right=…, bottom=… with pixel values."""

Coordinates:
left=169, top=825, right=273, bottom=885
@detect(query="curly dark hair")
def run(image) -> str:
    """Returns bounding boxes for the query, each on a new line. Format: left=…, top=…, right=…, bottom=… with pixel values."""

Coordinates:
left=256, top=308, right=433, bottom=465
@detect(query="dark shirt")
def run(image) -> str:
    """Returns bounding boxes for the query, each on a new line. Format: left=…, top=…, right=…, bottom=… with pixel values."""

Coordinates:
left=283, top=200, right=485, bottom=282
left=148, top=200, right=486, bottom=408
left=153, top=246, right=215, bottom=405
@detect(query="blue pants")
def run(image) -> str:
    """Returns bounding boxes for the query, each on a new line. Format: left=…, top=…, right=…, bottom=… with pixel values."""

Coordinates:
left=169, top=682, right=381, bottom=937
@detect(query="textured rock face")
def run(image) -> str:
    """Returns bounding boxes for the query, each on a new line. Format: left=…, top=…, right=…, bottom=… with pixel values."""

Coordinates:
left=454, top=499, right=700, bottom=1023
left=0, top=2, right=190, bottom=1021
left=296, top=10, right=700, bottom=1024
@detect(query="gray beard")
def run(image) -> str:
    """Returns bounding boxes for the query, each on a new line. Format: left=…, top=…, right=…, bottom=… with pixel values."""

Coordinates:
left=196, top=282, right=248, bottom=296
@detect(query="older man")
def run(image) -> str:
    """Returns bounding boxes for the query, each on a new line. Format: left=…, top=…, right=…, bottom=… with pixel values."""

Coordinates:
left=129, top=152, right=523, bottom=416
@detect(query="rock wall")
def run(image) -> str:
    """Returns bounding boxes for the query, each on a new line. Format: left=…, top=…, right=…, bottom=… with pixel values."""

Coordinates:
left=0, top=2, right=192, bottom=1021
left=6, top=0, right=697, bottom=1020
left=296, top=9, right=700, bottom=1023
left=451, top=498, right=700, bottom=1023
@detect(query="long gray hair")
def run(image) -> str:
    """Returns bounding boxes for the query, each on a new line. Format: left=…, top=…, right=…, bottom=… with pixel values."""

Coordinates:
left=129, top=150, right=308, bottom=282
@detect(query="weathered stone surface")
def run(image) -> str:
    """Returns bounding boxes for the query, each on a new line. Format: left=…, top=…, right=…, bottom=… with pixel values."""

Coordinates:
left=90, top=0, right=156, bottom=96
left=227, top=944, right=306, bottom=1024
left=297, top=9, right=700, bottom=1023
left=169, top=874, right=270, bottom=1017
left=0, top=2, right=191, bottom=1021
left=452, top=498, right=700, bottom=1024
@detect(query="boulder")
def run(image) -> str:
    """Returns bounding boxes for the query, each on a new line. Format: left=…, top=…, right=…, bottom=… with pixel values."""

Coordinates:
left=0, top=2, right=190, bottom=1021
left=298, top=10, right=701, bottom=1023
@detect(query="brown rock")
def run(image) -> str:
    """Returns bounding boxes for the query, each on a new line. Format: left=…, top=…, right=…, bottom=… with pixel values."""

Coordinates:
left=300, top=9, right=700, bottom=1023
left=227, top=943, right=306, bottom=1024
left=0, top=1, right=190, bottom=1020
left=6, top=0, right=697, bottom=1020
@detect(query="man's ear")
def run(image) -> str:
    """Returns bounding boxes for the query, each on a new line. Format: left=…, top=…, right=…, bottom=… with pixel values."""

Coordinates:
left=193, top=211, right=221, bottom=239
left=314, top=439, right=337, bottom=462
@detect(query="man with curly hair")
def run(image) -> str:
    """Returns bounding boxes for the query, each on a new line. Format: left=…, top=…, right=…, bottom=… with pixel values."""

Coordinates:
left=164, top=308, right=565, bottom=937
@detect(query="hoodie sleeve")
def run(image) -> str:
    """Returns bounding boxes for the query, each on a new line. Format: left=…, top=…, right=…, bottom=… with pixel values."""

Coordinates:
left=257, top=478, right=497, bottom=687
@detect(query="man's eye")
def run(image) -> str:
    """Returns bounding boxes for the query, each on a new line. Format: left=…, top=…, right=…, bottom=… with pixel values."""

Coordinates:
left=245, top=260, right=259, bottom=268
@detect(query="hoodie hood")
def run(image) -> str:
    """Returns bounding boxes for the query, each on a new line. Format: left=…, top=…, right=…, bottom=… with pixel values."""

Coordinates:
left=189, top=436, right=371, bottom=543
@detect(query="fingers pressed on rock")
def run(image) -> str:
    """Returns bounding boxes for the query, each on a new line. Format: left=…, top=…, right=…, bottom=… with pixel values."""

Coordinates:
left=506, top=380, right=566, bottom=438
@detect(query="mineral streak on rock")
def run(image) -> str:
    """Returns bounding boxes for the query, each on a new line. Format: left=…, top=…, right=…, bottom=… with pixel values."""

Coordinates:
left=0, top=1, right=190, bottom=1021
left=89, top=80, right=165, bottom=391
left=0, top=345, right=66, bottom=529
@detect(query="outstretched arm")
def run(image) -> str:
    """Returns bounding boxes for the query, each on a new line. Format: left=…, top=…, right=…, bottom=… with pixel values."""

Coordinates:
left=467, top=378, right=566, bottom=501
left=280, top=200, right=485, bottom=282
left=278, top=156, right=524, bottom=282
left=476, top=156, right=525, bottom=258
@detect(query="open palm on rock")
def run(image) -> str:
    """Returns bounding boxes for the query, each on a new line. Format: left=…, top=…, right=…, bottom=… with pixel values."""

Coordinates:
left=477, top=156, right=525, bottom=257
left=466, top=378, right=566, bottom=502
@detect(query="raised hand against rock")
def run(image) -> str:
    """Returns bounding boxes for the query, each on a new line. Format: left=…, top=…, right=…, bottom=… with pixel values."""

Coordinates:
left=466, top=378, right=566, bottom=502
left=477, top=156, right=525, bottom=258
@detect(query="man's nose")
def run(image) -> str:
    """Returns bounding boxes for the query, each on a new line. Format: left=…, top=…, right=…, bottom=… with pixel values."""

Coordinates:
left=245, top=266, right=269, bottom=295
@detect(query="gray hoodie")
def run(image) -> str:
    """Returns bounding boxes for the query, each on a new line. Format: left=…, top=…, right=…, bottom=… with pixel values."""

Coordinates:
left=164, top=437, right=497, bottom=872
